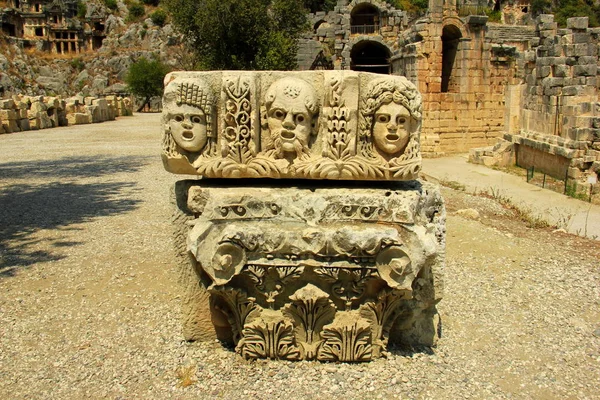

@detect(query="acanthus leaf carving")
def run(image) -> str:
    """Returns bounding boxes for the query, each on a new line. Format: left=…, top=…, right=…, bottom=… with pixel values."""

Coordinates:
left=283, top=284, right=337, bottom=360
left=237, top=309, right=300, bottom=360
left=209, top=287, right=259, bottom=345
left=314, top=267, right=378, bottom=310
left=243, top=265, right=304, bottom=307
left=359, top=290, right=406, bottom=358
left=317, top=310, right=373, bottom=362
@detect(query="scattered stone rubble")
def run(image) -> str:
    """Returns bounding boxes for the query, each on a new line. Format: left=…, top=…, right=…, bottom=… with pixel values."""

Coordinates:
left=0, top=94, right=132, bottom=134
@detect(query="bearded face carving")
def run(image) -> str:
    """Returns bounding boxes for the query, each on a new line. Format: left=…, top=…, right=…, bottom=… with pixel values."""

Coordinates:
left=263, top=77, right=319, bottom=161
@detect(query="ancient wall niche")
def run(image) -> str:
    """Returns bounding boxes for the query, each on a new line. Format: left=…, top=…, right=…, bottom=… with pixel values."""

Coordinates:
left=350, top=40, right=391, bottom=74
left=441, top=24, right=462, bottom=93
left=350, top=3, right=380, bottom=35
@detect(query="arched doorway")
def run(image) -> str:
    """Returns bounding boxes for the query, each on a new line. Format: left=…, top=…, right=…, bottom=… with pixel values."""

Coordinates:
left=350, top=41, right=390, bottom=74
left=441, top=25, right=462, bottom=93
left=350, top=3, right=380, bottom=34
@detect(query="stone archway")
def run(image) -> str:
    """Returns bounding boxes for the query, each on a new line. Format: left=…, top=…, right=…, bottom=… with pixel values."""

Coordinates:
left=441, top=24, right=462, bottom=93
left=350, top=40, right=391, bottom=74
left=350, top=2, right=380, bottom=34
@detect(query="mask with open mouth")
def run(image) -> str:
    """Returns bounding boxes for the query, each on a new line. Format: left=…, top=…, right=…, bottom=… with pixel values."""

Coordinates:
left=373, top=102, right=411, bottom=156
left=265, top=78, right=317, bottom=159
left=167, top=103, right=208, bottom=152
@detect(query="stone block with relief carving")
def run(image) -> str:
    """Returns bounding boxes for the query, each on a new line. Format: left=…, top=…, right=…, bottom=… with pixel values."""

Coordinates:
left=162, top=71, right=422, bottom=181
left=166, top=71, right=445, bottom=362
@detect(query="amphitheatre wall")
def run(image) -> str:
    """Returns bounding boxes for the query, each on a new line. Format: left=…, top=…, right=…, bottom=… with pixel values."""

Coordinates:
left=297, top=0, right=600, bottom=190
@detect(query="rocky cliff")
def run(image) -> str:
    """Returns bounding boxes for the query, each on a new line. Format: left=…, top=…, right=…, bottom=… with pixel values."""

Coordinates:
left=0, top=0, right=182, bottom=101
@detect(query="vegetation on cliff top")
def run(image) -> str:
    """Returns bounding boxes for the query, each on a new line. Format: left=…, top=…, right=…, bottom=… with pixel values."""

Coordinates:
left=163, top=0, right=309, bottom=70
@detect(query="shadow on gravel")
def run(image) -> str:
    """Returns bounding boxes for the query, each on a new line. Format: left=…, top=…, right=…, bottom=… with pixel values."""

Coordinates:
left=0, top=155, right=150, bottom=277
left=0, top=182, right=141, bottom=277
left=0, top=155, right=154, bottom=179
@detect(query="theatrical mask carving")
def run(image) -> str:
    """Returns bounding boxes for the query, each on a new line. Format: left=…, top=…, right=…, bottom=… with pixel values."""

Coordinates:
left=161, top=71, right=424, bottom=180
left=162, top=79, right=216, bottom=167
left=373, top=102, right=411, bottom=156
left=357, top=77, right=422, bottom=179
left=261, top=77, right=319, bottom=164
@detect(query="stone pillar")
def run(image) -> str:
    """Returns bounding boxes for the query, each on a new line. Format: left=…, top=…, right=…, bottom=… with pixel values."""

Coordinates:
left=163, top=71, right=446, bottom=361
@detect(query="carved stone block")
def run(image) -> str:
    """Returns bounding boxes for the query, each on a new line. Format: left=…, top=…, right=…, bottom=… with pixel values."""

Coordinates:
left=166, top=71, right=444, bottom=362
left=173, top=180, right=445, bottom=362
left=162, top=71, right=422, bottom=181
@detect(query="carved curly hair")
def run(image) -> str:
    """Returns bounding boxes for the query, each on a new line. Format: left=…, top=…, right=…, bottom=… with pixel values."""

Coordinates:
left=358, top=77, right=422, bottom=161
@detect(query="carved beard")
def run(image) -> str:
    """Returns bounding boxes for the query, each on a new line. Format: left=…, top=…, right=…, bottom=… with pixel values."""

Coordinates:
left=271, top=131, right=310, bottom=159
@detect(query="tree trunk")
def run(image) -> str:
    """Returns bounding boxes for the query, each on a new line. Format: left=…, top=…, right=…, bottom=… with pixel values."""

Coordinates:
left=137, top=97, right=150, bottom=112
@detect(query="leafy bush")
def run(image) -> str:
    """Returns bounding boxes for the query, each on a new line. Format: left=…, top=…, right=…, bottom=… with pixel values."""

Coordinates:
left=485, top=9, right=502, bottom=22
left=395, top=0, right=428, bottom=12
left=77, top=1, right=87, bottom=18
left=142, top=0, right=160, bottom=5
left=104, top=0, right=118, bottom=11
left=554, top=0, right=599, bottom=27
left=70, top=57, right=85, bottom=71
left=530, top=0, right=552, bottom=16
left=128, top=3, right=146, bottom=20
left=302, top=0, right=336, bottom=13
left=150, top=9, right=167, bottom=26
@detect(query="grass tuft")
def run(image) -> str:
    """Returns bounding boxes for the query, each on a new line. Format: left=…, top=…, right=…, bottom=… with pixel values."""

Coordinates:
left=176, top=365, right=197, bottom=388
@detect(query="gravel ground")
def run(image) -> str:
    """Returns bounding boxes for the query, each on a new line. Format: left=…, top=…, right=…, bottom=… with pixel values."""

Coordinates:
left=1, top=113, right=599, bottom=399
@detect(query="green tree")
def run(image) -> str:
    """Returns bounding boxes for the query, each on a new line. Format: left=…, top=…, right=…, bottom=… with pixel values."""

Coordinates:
left=150, top=8, right=167, bottom=26
left=125, top=57, right=170, bottom=112
left=77, top=1, right=87, bottom=18
left=553, top=0, right=599, bottom=27
left=163, top=0, right=308, bottom=70
left=303, top=0, right=336, bottom=13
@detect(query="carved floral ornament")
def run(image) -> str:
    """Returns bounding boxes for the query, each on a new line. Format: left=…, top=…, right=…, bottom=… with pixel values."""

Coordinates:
left=190, top=218, right=435, bottom=362
left=161, top=71, right=423, bottom=180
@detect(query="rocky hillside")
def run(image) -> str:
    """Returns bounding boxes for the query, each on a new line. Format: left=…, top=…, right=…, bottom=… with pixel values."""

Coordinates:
left=0, top=0, right=182, bottom=100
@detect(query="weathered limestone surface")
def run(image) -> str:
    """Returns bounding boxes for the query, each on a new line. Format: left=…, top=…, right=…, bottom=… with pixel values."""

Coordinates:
left=166, top=71, right=445, bottom=362
left=174, top=180, right=445, bottom=361
left=162, top=71, right=422, bottom=181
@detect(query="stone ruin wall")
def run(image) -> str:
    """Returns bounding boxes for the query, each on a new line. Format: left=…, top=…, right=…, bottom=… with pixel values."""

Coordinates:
left=297, top=2, right=600, bottom=192
left=297, top=0, right=529, bottom=157
left=0, top=94, right=133, bottom=134
left=504, top=16, right=600, bottom=187
left=297, top=0, right=408, bottom=71
left=397, top=14, right=525, bottom=156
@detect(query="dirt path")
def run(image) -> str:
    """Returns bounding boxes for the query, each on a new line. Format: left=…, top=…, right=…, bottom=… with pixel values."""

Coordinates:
left=1, top=114, right=599, bottom=399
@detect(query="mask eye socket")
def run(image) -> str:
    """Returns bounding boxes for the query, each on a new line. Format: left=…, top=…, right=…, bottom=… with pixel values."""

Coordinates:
left=191, top=115, right=204, bottom=124
left=295, top=114, right=305, bottom=123
left=377, top=114, right=390, bottom=123
left=174, top=115, right=184, bottom=122
left=273, top=110, right=285, bottom=119
left=398, top=117, right=406, bottom=125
